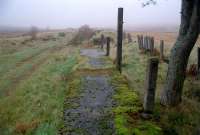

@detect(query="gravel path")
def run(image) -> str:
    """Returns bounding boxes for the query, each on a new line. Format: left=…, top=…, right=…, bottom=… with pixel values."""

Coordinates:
left=64, top=49, right=115, bottom=135
left=80, top=49, right=106, bottom=68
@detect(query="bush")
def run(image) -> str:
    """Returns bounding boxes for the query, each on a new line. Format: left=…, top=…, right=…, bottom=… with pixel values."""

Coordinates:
left=29, top=26, right=38, bottom=40
left=58, top=32, right=66, bottom=37
left=70, top=25, right=94, bottom=45
left=92, top=37, right=101, bottom=45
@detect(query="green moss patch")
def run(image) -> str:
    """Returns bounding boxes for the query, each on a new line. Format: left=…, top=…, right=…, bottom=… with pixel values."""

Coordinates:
left=111, top=71, right=162, bottom=135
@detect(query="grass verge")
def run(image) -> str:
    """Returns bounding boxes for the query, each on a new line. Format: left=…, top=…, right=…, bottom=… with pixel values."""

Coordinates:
left=111, top=71, right=162, bottom=135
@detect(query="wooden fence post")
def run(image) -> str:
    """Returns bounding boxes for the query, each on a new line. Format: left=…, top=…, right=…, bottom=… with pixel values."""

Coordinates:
left=160, top=40, right=164, bottom=60
left=101, top=34, right=105, bottom=49
left=141, top=35, right=144, bottom=49
left=127, top=33, right=132, bottom=43
left=137, top=35, right=141, bottom=49
left=146, top=36, right=149, bottom=51
left=148, top=37, right=151, bottom=52
left=150, top=37, right=154, bottom=55
left=144, top=36, right=147, bottom=51
left=138, top=35, right=143, bottom=50
left=116, top=7, right=123, bottom=73
left=106, top=37, right=110, bottom=56
left=143, top=57, right=159, bottom=115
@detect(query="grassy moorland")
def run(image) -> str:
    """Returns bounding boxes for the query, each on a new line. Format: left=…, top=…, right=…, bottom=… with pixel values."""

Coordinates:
left=0, top=32, right=79, bottom=134
left=0, top=29, right=199, bottom=135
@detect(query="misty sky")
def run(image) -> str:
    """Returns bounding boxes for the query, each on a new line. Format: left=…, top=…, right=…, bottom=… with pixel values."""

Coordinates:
left=0, top=0, right=181, bottom=29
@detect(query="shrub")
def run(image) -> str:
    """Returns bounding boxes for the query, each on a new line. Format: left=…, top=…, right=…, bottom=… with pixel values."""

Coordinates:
left=29, top=26, right=38, bottom=40
left=70, top=25, right=94, bottom=45
left=58, top=32, right=66, bottom=37
left=92, top=37, right=101, bottom=45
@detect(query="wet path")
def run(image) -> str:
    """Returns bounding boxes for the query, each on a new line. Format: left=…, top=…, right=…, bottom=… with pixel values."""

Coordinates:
left=80, top=49, right=106, bottom=68
left=63, top=49, right=115, bottom=135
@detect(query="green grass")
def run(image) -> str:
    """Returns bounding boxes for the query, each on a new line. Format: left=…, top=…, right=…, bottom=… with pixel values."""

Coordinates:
left=0, top=32, right=78, bottom=134
left=0, top=34, right=75, bottom=96
left=0, top=47, right=78, bottom=134
left=0, top=51, right=50, bottom=96
left=0, top=32, right=74, bottom=77
left=0, top=41, right=55, bottom=76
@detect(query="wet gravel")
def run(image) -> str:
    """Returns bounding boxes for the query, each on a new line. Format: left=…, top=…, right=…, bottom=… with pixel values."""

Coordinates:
left=80, top=49, right=105, bottom=58
left=64, top=76, right=115, bottom=135
left=80, top=49, right=106, bottom=68
left=63, top=49, right=115, bottom=135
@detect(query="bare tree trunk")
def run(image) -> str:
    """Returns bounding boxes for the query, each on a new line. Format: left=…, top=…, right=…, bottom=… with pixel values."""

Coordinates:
left=161, top=0, right=200, bottom=106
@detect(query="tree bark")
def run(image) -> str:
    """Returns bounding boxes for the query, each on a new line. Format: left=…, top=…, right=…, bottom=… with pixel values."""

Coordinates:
left=161, top=0, right=200, bottom=106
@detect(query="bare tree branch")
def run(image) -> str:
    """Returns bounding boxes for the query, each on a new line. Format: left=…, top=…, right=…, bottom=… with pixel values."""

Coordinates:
left=141, top=0, right=157, bottom=7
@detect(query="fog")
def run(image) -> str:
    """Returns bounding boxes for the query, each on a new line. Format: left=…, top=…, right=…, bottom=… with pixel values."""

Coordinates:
left=0, top=0, right=181, bottom=29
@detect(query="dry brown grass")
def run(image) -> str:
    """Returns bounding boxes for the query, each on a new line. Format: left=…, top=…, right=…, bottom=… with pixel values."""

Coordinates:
left=15, top=120, right=40, bottom=134
left=131, top=32, right=200, bottom=64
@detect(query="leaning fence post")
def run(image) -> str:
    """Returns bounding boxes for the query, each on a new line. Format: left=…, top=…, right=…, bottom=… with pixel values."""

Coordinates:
left=116, top=7, right=123, bottom=73
left=150, top=37, right=154, bottom=55
left=106, top=37, right=110, bottom=56
left=143, top=57, right=159, bottom=115
left=160, top=40, right=164, bottom=60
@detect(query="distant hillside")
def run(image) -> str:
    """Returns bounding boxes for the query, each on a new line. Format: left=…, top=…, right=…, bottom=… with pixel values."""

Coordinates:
left=125, top=25, right=179, bottom=33
left=0, top=26, right=30, bottom=33
left=0, top=25, right=180, bottom=35
left=94, top=25, right=179, bottom=33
